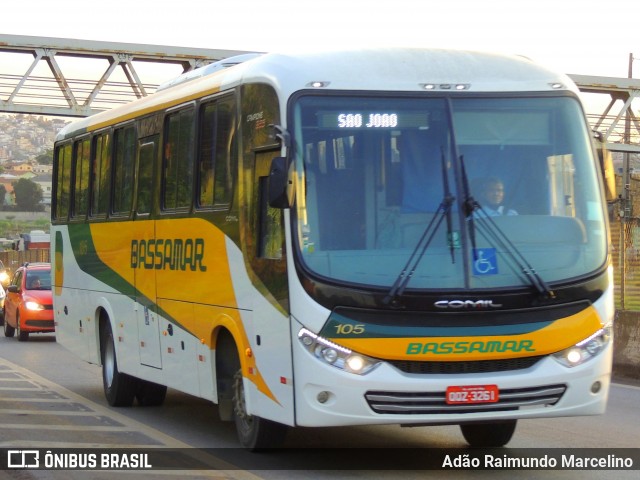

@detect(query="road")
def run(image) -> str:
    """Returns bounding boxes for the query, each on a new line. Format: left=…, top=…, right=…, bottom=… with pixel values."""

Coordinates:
left=0, top=333, right=638, bottom=480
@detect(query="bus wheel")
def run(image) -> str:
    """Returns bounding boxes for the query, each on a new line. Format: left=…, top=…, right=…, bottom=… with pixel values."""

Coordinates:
left=136, top=379, right=167, bottom=406
left=232, top=369, right=288, bottom=450
left=460, top=420, right=517, bottom=447
left=101, top=321, right=138, bottom=407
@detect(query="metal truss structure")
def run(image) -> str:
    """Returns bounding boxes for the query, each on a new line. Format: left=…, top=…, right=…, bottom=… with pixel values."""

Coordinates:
left=0, top=34, right=252, bottom=117
left=0, top=35, right=638, bottom=156
left=569, top=74, right=640, bottom=154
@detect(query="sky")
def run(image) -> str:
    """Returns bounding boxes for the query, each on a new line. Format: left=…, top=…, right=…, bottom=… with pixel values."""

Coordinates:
left=3, top=0, right=640, bottom=79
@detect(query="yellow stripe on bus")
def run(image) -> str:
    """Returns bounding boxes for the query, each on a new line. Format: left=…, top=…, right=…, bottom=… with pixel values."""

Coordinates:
left=88, top=217, right=281, bottom=405
left=87, top=84, right=221, bottom=133
left=330, top=305, right=604, bottom=361
left=78, top=73, right=224, bottom=135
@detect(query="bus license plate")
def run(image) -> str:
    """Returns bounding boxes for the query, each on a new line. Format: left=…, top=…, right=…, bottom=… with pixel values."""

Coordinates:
left=446, top=385, right=499, bottom=405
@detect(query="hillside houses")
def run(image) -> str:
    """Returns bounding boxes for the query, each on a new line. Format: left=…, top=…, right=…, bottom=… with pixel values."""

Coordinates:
left=0, top=162, right=53, bottom=206
left=0, top=113, right=66, bottom=207
left=0, top=114, right=66, bottom=161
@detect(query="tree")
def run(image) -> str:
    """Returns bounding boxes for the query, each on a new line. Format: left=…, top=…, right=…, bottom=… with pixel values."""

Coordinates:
left=12, top=178, right=43, bottom=211
left=36, top=149, right=53, bottom=165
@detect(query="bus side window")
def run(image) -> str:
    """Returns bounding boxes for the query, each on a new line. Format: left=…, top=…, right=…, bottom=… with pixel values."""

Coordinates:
left=90, top=132, right=111, bottom=218
left=112, top=125, right=136, bottom=216
left=198, top=96, right=235, bottom=208
left=136, top=137, right=158, bottom=215
left=257, top=173, right=283, bottom=259
left=163, top=107, right=194, bottom=211
left=53, top=143, right=72, bottom=221
left=72, top=137, right=90, bottom=219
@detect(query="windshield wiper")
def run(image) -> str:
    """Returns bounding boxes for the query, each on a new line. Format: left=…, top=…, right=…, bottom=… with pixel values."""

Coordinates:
left=459, top=156, right=555, bottom=300
left=460, top=155, right=477, bottom=255
left=384, top=150, right=455, bottom=306
left=442, top=147, right=456, bottom=264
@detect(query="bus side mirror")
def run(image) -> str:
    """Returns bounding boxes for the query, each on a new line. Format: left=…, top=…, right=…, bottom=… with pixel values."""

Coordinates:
left=268, top=156, right=294, bottom=208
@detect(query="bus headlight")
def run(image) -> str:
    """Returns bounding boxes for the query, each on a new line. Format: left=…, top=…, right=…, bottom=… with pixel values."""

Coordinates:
left=552, top=324, right=612, bottom=368
left=298, top=328, right=381, bottom=375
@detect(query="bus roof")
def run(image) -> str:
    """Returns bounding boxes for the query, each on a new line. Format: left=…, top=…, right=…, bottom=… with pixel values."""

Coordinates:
left=56, top=48, right=576, bottom=141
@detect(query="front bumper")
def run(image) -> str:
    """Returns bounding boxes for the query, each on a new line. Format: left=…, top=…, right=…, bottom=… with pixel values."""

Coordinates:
left=291, top=319, right=612, bottom=427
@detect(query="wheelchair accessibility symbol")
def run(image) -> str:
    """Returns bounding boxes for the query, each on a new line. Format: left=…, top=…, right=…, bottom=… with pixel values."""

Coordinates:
left=472, top=248, right=498, bottom=275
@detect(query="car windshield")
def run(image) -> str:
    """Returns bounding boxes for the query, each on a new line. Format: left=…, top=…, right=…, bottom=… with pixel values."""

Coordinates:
left=291, top=94, right=607, bottom=291
left=26, top=271, right=51, bottom=290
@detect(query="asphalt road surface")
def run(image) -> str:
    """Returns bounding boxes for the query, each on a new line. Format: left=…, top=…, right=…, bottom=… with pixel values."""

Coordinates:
left=0, top=333, right=638, bottom=480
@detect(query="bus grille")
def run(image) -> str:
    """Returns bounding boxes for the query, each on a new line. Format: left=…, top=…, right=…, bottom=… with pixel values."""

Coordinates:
left=388, top=356, right=543, bottom=374
left=365, top=384, right=566, bottom=415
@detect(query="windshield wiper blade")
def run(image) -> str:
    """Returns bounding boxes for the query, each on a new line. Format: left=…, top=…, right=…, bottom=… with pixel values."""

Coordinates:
left=472, top=212, right=555, bottom=298
left=459, top=157, right=555, bottom=299
left=383, top=197, right=454, bottom=306
left=442, top=147, right=456, bottom=263
left=460, top=155, right=477, bottom=255
left=384, top=151, right=455, bottom=306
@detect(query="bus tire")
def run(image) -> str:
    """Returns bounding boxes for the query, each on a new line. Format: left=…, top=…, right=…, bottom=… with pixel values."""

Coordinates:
left=232, top=369, right=288, bottom=450
left=100, top=321, right=138, bottom=407
left=136, top=379, right=167, bottom=406
left=460, top=420, right=517, bottom=447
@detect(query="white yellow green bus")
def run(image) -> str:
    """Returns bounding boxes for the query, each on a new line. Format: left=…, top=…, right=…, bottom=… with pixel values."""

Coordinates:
left=52, top=48, right=615, bottom=449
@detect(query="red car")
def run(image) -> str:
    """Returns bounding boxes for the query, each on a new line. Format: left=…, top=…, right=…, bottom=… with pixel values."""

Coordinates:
left=3, top=263, right=54, bottom=341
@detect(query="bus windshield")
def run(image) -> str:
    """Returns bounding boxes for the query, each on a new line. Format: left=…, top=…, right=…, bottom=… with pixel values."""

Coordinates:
left=291, top=94, right=608, bottom=291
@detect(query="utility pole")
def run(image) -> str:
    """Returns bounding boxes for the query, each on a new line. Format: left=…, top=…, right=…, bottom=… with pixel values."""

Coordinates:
left=620, top=53, right=634, bottom=309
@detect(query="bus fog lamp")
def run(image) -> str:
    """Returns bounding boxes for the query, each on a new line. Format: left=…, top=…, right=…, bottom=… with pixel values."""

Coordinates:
left=552, top=324, right=612, bottom=368
left=591, top=381, right=602, bottom=394
left=317, top=391, right=330, bottom=404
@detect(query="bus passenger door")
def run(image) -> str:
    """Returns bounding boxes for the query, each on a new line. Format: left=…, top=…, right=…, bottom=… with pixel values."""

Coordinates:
left=134, top=136, right=162, bottom=369
left=243, top=148, right=293, bottom=423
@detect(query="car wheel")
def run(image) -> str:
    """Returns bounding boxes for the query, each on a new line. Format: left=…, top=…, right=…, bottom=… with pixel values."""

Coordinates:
left=16, top=312, right=29, bottom=342
left=3, top=316, right=14, bottom=337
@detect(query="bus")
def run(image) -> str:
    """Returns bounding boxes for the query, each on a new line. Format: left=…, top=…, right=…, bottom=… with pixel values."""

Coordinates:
left=52, top=48, right=614, bottom=450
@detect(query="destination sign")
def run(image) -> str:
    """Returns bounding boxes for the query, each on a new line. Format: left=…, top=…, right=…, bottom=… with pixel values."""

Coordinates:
left=316, top=111, right=429, bottom=129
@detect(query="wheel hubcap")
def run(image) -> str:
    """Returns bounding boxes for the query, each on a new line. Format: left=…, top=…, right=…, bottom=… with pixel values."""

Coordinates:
left=104, top=338, right=115, bottom=387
